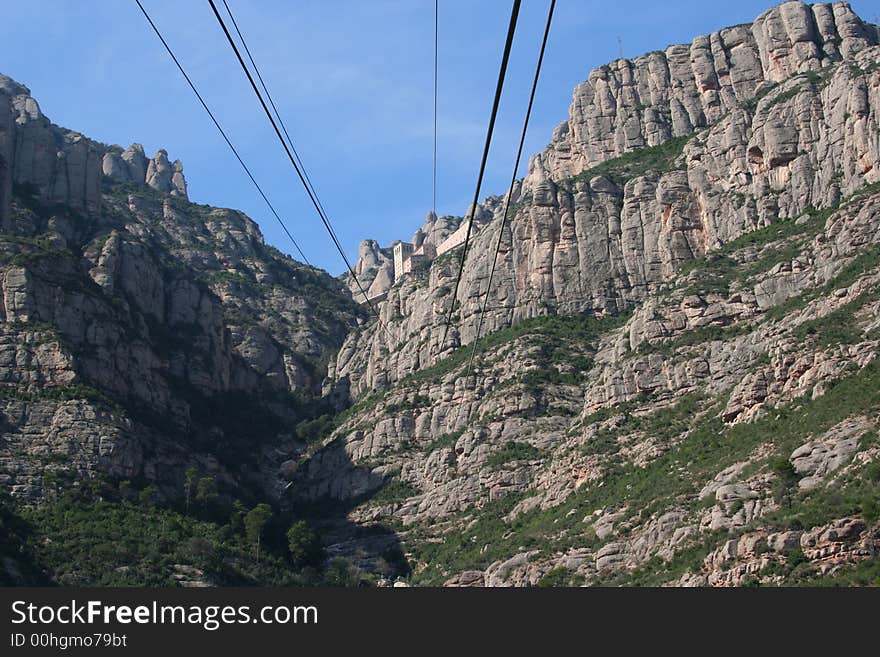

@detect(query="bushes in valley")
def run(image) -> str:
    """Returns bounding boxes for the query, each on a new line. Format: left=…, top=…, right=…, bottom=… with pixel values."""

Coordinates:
left=0, top=491, right=45, bottom=585
left=295, top=413, right=336, bottom=443
left=286, top=520, right=322, bottom=567
left=7, top=480, right=334, bottom=586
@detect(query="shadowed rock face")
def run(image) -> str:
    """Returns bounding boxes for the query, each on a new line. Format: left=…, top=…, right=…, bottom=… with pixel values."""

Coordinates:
left=0, top=74, right=365, bottom=504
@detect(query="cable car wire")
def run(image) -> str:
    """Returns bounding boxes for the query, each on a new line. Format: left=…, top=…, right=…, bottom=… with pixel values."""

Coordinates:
left=439, top=0, right=522, bottom=351
left=133, top=0, right=310, bottom=265
left=465, top=0, right=555, bottom=383
left=207, top=0, right=387, bottom=330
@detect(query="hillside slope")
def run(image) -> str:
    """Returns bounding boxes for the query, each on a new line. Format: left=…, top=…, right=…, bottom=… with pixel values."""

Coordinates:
left=297, top=1, right=880, bottom=586
left=0, top=70, right=374, bottom=583
left=1, top=1, right=879, bottom=587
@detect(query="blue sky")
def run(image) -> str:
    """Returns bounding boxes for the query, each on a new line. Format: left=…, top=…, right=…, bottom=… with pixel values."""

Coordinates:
left=2, top=1, right=877, bottom=274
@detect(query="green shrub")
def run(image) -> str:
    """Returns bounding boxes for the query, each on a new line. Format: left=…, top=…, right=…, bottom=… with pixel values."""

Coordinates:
left=15, top=490, right=314, bottom=586
left=371, top=479, right=420, bottom=504
left=537, top=566, right=570, bottom=587
left=487, top=441, right=542, bottom=468
left=425, top=429, right=465, bottom=453
left=287, top=520, right=322, bottom=567
left=296, top=414, right=336, bottom=443
left=385, top=394, right=431, bottom=414
left=567, top=136, right=690, bottom=187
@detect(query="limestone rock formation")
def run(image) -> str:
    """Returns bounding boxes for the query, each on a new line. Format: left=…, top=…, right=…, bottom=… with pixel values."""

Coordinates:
left=293, top=1, right=880, bottom=587
left=0, top=74, right=102, bottom=224
left=542, top=0, right=880, bottom=180
left=0, top=73, right=361, bottom=504
left=145, top=149, right=187, bottom=197
left=2, top=1, right=880, bottom=588
left=331, top=2, right=880, bottom=399
left=104, top=146, right=187, bottom=198
left=347, top=239, right=394, bottom=300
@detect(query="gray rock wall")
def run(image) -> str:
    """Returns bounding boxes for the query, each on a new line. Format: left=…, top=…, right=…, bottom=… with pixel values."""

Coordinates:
left=0, top=73, right=190, bottom=235
left=543, top=0, right=879, bottom=180
left=0, top=75, right=103, bottom=222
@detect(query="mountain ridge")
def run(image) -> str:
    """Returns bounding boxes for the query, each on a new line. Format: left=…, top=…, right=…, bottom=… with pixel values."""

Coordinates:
left=303, top=0, right=880, bottom=586
left=332, top=0, right=880, bottom=400
left=1, top=0, right=879, bottom=587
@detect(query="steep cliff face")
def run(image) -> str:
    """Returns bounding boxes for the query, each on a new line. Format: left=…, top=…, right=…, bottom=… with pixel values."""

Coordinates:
left=296, top=2, right=880, bottom=586
left=542, top=0, right=880, bottom=179
left=299, top=170, right=880, bottom=587
left=333, top=1, right=880, bottom=400
left=347, top=239, right=394, bottom=300
left=0, top=75, right=362, bottom=502
left=0, top=75, right=103, bottom=221
left=344, top=211, right=466, bottom=300
left=2, top=1, right=879, bottom=588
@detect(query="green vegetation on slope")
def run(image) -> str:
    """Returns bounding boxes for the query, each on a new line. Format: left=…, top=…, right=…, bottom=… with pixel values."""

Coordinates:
left=566, top=135, right=690, bottom=187
left=1, top=480, right=331, bottom=586
left=677, top=203, right=832, bottom=298
left=408, top=313, right=630, bottom=386
left=318, top=313, right=631, bottom=444
left=406, top=360, right=880, bottom=585
left=487, top=441, right=543, bottom=468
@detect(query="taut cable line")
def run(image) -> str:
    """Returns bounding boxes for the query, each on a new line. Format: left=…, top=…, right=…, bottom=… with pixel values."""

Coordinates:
left=465, top=0, right=555, bottom=385
left=134, top=0, right=309, bottom=265
left=438, top=0, right=522, bottom=352
left=433, top=0, right=439, bottom=221
left=219, top=0, right=341, bottom=246
left=207, top=0, right=388, bottom=333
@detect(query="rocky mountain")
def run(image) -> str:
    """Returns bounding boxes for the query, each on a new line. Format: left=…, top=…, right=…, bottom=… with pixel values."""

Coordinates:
left=297, top=1, right=880, bottom=586
left=333, top=0, right=880, bottom=397
left=0, top=72, right=363, bottom=510
left=1, top=1, right=879, bottom=587
left=345, top=211, right=467, bottom=300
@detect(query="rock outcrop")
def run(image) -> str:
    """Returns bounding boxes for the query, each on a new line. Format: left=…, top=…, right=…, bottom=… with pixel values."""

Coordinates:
left=331, top=1, right=880, bottom=400
left=0, top=74, right=361, bottom=503
left=288, top=1, right=880, bottom=587
left=0, top=75, right=102, bottom=224
left=0, top=73, right=191, bottom=240
left=102, top=144, right=187, bottom=197
left=542, top=0, right=880, bottom=179
left=104, top=146, right=187, bottom=197
left=347, top=239, right=394, bottom=300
